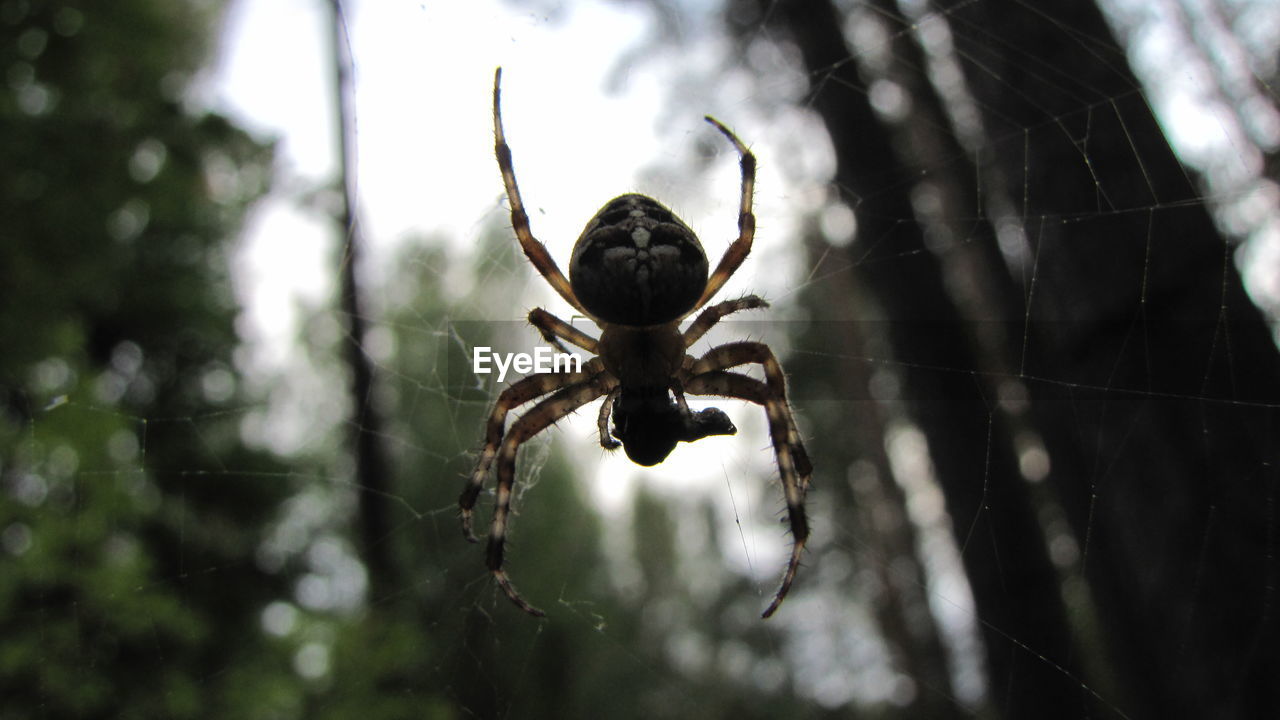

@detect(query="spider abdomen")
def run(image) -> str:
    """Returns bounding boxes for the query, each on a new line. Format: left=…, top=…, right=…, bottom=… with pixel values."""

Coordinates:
left=569, top=194, right=708, bottom=326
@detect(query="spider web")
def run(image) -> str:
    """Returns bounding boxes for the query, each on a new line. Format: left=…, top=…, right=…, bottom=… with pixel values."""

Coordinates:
left=11, top=0, right=1280, bottom=717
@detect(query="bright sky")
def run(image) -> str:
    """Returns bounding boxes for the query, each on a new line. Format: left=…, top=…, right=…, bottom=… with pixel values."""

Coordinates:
left=207, top=0, right=796, bottom=365
left=212, top=1, right=637, bottom=361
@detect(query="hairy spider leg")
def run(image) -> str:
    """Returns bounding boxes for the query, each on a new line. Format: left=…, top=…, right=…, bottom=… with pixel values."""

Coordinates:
left=528, top=307, right=598, bottom=355
left=692, top=117, right=757, bottom=313
left=525, top=308, right=614, bottom=446
left=688, top=341, right=812, bottom=479
left=684, top=344, right=812, bottom=618
left=460, top=357, right=605, bottom=541
left=493, top=67, right=591, bottom=318
left=596, top=387, right=621, bottom=450
left=683, top=295, right=769, bottom=348
left=683, top=370, right=810, bottom=618
left=487, top=373, right=618, bottom=616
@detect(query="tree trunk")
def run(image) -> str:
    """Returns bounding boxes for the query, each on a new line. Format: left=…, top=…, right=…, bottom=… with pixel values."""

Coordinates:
left=946, top=0, right=1280, bottom=716
left=328, top=0, right=397, bottom=600
left=754, top=0, right=1085, bottom=715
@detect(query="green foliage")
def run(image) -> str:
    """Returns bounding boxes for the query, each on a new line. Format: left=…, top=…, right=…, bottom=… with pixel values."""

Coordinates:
left=0, top=1, right=296, bottom=717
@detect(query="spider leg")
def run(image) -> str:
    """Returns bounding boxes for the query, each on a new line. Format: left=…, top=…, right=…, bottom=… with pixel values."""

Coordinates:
left=493, top=68, right=591, bottom=318
left=683, top=295, right=768, bottom=349
left=690, top=342, right=812, bottom=474
left=529, top=307, right=598, bottom=355
left=486, top=372, right=618, bottom=616
left=460, top=357, right=605, bottom=541
left=684, top=343, right=811, bottom=618
left=691, top=117, right=756, bottom=313
left=684, top=370, right=810, bottom=618
left=596, top=387, right=621, bottom=450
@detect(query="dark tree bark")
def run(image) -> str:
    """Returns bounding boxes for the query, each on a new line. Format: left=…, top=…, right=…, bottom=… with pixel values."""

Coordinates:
left=734, top=0, right=1085, bottom=715
left=943, top=0, right=1280, bottom=717
left=328, top=0, right=397, bottom=599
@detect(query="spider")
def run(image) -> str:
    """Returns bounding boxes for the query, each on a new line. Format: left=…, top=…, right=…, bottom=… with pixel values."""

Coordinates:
left=459, top=67, right=813, bottom=619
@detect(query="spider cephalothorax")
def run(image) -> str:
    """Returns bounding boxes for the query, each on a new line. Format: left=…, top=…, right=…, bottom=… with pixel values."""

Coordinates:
left=460, top=67, right=813, bottom=619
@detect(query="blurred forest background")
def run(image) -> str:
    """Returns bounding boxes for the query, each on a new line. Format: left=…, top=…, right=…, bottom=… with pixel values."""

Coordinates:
left=3, top=0, right=1280, bottom=718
